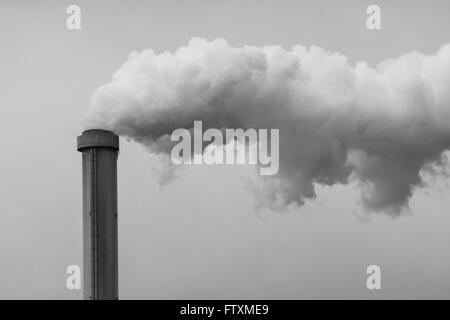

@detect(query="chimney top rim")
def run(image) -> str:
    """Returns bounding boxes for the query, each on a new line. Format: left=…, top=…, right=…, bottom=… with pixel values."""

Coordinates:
left=77, top=129, right=119, bottom=151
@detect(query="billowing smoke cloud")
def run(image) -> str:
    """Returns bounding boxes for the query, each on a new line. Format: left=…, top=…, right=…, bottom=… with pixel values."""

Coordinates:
left=86, top=38, right=450, bottom=214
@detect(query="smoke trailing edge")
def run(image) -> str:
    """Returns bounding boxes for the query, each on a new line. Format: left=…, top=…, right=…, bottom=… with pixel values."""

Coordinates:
left=85, top=38, right=450, bottom=215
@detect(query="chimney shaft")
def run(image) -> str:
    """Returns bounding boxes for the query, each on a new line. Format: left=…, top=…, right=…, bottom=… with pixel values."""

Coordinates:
left=77, top=129, right=119, bottom=300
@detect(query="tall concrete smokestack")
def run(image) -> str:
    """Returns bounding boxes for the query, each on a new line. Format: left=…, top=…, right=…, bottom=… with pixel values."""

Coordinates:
left=77, top=129, right=119, bottom=300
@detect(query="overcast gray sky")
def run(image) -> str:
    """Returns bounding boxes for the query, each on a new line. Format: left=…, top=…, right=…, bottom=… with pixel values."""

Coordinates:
left=1, top=0, right=450, bottom=299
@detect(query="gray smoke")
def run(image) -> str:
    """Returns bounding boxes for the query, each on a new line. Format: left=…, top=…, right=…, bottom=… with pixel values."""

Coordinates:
left=85, top=38, right=450, bottom=214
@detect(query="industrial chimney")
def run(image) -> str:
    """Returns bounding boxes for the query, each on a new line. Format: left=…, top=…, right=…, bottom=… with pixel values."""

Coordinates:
left=77, top=129, right=119, bottom=300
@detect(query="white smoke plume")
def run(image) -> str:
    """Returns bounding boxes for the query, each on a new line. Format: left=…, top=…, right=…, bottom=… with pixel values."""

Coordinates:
left=86, top=38, right=450, bottom=215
